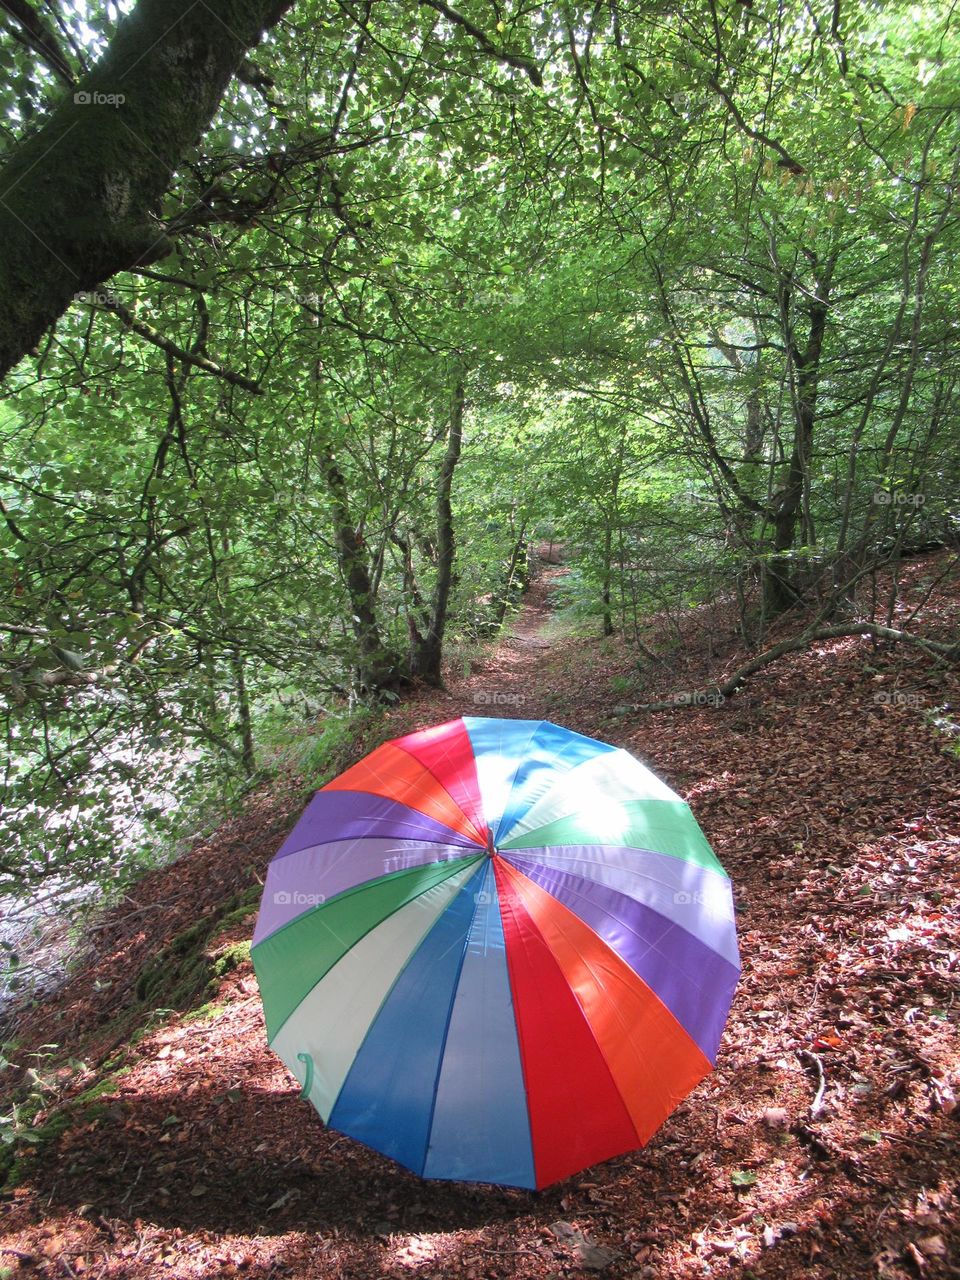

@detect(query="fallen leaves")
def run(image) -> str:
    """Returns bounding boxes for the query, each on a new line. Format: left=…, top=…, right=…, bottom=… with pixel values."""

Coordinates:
left=547, top=1220, right=619, bottom=1271
left=2, top=555, right=959, bottom=1280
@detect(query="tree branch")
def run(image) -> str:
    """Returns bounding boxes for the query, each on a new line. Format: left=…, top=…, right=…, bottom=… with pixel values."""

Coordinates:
left=0, top=0, right=295, bottom=379
left=419, top=0, right=542, bottom=85
left=95, top=295, right=261, bottom=393
left=0, top=0, right=75, bottom=87
left=635, top=622, right=958, bottom=711
left=708, top=78, right=805, bottom=173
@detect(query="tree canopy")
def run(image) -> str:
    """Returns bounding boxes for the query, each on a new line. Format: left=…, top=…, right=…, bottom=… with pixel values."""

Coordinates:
left=0, top=0, right=957, bottom=900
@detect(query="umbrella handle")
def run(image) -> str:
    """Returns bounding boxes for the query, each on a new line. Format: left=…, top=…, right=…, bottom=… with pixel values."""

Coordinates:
left=297, top=1051, right=315, bottom=1099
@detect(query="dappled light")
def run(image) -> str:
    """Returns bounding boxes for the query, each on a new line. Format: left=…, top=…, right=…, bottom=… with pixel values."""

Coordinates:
left=2, top=566, right=958, bottom=1276
left=1, top=0, right=958, bottom=1274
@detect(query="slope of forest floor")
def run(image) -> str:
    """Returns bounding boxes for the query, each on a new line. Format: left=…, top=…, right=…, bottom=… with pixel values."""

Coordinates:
left=1, top=553, right=959, bottom=1280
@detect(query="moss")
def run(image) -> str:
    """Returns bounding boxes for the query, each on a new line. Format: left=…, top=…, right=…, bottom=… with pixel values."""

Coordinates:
left=181, top=1001, right=227, bottom=1024
left=214, top=885, right=261, bottom=933
left=75, top=1067, right=129, bottom=1106
left=212, top=940, right=251, bottom=977
left=0, top=1063, right=130, bottom=1191
left=2, top=1149, right=35, bottom=1192
left=133, top=884, right=258, bottom=1011
left=98, top=1051, right=128, bottom=1075
left=134, top=926, right=211, bottom=1006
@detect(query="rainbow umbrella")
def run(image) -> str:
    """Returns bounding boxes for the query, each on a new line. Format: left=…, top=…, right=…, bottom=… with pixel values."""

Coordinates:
left=252, top=716, right=739, bottom=1189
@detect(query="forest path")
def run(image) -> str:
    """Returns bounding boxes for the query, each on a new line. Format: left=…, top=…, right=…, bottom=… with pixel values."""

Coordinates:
left=449, top=562, right=566, bottom=714
left=2, top=552, right=959, bottom=1280
left=376, top=560, right=574, bottom=733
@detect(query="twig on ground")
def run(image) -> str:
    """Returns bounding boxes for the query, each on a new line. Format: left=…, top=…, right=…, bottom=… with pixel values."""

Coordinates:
left=797, top=1048, right=827, bottom=1118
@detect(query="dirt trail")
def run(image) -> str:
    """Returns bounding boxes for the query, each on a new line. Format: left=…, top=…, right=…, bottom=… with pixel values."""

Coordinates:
left=435, top=565, right=566, bottom=719
left=1, top=554, right=959, bottom=1280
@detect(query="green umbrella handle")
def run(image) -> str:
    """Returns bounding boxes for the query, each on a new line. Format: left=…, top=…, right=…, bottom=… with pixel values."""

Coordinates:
left=297, top=1051, right=315, bottom=1099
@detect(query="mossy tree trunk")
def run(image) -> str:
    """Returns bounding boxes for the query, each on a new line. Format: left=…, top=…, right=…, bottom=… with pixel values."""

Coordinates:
left=0, top=0, right=294, bottom=379
left=320, top=448, right=400, bottom=695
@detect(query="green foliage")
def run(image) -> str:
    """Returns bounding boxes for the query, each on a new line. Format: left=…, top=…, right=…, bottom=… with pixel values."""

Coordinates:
left=928, top=707, right=960, bottom=760
left=0, top=1041, right=125, bottom=1190
left=264, top=705, right=382, bottom=792
left=1, top=0, right=959, bottom=972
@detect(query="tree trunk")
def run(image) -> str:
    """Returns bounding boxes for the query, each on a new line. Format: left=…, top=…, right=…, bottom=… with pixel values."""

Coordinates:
left=764, top=259, right=834, bottom=616
left=494, top=519, right=531, bottom=627
left=601, top=520, right=614, bottom=636
left=320, top=450, right=398, bottom=694
left=408, top=379, right=465, bottom=684
left=0, top=0, right=293, bottom=378
left=231, top=651, right=256, bottom=777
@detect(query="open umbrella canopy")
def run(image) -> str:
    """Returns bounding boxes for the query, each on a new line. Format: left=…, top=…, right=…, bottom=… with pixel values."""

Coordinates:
left=252, top=717, right=740, bottom=1190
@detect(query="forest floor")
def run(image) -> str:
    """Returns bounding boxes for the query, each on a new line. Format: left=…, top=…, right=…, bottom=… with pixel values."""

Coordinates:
left=2, top=553, right=959, bottom=1280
